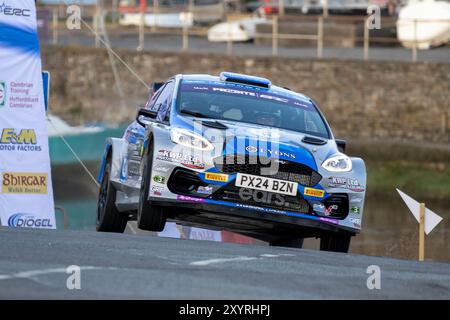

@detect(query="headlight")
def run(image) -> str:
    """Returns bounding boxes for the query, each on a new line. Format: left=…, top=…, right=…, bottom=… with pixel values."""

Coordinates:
left=322, top=154, right=352, bottom=172
left=170, top=128, right=214, bottom=151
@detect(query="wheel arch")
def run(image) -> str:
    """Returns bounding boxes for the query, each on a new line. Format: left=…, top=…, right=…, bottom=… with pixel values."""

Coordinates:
left=97, top=143, right=112, bottom=184
left=98, top=137, right=128, bottom=185
left=142, top=131, right=154, bottom=156
left=349, top=157, right=367, bottom=186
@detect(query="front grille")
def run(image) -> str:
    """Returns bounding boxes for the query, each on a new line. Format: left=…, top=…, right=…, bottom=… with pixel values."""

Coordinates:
left=213, top=154, right=322, bottom=187
left=211, top=184, right=311, bottom=214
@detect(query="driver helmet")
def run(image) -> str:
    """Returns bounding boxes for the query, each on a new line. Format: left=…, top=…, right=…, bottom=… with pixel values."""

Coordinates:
left=254, top=111, right=281, bottom=127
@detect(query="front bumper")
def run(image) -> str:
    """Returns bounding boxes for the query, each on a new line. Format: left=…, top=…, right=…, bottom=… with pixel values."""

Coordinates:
left=157, top=164, right=364, bottom=235
left=148, top=143, right=366, bottom=235
left=149, top=196, right=358, bottom=239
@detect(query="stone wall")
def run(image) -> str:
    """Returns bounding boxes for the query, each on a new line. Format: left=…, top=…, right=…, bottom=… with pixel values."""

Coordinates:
left=42, top=46, right=450, bottom=143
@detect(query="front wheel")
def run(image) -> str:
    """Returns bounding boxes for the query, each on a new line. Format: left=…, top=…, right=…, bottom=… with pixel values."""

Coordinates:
left=320, top=232, right=351, bottom=253
left=137, top=140, right=167, bottom=232
left=96, top=157, right=128, bottom=233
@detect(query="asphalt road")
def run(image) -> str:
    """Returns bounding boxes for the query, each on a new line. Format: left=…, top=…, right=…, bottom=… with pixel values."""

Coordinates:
left=51, top=32, right=450, bottom=63
left=0, top=226, right=449, bottom=299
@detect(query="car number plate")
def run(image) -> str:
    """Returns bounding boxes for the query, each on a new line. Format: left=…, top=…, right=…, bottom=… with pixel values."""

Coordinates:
left=235, top=173, right=298, bottom=196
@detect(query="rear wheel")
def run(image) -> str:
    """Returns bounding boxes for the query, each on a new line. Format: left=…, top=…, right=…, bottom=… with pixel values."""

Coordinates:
left=269, top=237, right=304, bottom=248
left=96, top=157, right=128, bottom=233
left=137, top=140, right=167, bottom=232
left=320, top=232, right=351, bottom=253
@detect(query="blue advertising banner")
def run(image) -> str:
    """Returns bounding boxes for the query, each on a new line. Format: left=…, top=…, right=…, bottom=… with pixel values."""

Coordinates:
left=0, top=1, right=56, bottom=228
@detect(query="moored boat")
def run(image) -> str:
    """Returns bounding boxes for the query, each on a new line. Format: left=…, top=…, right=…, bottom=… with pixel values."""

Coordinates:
left=397, top=0, right=450, bottom=49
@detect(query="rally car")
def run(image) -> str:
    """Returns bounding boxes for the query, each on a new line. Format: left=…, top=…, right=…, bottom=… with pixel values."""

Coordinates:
left=96, top=72, right=366, bottom=252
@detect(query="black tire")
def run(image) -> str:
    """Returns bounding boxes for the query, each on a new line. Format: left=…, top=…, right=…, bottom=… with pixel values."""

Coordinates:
left=137, top=140, right=167, bottom=232
left=269, top=237, right=304, bottom=248
left=96, top=157, right=128, bottom=233
left=320, top=233, right=351, bottom=253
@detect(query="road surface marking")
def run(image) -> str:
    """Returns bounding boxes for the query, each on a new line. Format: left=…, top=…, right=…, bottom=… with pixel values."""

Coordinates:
left=0, top=266, right=117, bottom=281
left=127, top=222, right=137, bottom=234
left=190, top=256, right=258, bottom=266
left=260, top=254, right=279, bottom=258
left=260, top=254, right=295, bottom=258
left=190, top=253, right=296, bottom=266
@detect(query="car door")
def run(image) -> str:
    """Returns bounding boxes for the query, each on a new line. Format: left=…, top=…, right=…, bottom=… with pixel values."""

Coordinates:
left=121, top=83, right=170, bottom=181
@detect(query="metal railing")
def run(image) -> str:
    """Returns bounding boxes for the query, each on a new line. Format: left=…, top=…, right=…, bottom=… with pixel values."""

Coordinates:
left=44, top=6, right=450, bottom=63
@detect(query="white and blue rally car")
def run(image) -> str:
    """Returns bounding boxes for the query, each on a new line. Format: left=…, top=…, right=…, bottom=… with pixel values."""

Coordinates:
left=96, top=72, right=366, bottom=252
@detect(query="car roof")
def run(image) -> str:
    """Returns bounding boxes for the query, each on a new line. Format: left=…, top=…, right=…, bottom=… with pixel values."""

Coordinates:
left=178, top=74, right=312, bottom=103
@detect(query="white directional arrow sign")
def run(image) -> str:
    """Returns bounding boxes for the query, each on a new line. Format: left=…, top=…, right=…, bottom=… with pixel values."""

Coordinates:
left=396, top=189, right=443, bottom=235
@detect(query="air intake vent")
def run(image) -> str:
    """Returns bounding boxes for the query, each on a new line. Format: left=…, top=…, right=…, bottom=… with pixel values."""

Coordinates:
left=302, top=136, right=327, bottom=145
left=194, top=120, right=228, bottom=130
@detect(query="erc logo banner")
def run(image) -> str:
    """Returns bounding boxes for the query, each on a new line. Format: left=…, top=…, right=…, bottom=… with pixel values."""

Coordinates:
left=0, top=2, right=31, bottom=17
left=1, top=172, right=48, bottom=194
left=0, top=0, right=56, bottom=229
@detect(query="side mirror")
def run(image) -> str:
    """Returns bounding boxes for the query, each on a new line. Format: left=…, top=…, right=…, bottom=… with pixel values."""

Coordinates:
left=335, top=139, right=346, bottom=153
left=136, top=108, right=157, bottom=127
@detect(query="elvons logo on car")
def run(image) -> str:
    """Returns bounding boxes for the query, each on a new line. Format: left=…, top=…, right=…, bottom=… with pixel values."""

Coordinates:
left=1, top=172, right=48, bottom=194
left=0, top=128, right=41, bottom=151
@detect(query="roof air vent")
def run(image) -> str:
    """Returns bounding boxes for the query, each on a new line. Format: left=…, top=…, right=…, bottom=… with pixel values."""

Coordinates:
left=219, top=72, right=271, bottom=88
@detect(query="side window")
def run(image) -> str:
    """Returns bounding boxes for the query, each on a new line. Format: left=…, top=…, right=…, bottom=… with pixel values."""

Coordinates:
left=144, top=84, right=165, bottom=111
left=156, top=81, right=175, bottom=123
left=148, top=84, right=166, bottom=112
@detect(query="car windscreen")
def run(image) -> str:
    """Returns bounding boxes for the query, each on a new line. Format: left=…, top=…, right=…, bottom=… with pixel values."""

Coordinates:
left=176, top=80, right=331, bottom=139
